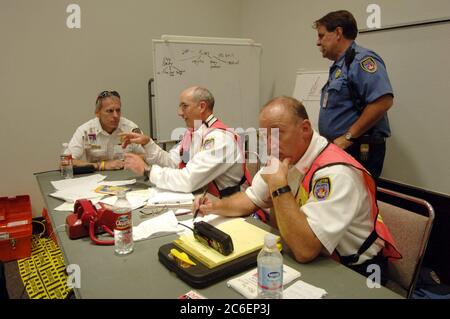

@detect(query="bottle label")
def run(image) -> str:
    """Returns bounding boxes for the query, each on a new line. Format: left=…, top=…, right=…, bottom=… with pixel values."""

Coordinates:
left=115, top=211, right=132, bottom=231
left=60, top=154, right=72, bottom=166
left=258, top=266, right=282, bottom=290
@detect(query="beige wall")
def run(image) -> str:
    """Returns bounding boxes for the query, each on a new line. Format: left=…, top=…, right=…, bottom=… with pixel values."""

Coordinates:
left=0, top=0, right=242, bottom=216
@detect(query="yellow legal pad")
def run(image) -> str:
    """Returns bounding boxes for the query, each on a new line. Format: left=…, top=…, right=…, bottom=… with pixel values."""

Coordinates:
left=174, top=219, right=278, bottom=269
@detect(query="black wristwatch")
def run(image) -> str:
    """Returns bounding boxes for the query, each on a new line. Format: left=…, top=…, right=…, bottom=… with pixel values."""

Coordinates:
left=271, top=185, right=291, bottom=198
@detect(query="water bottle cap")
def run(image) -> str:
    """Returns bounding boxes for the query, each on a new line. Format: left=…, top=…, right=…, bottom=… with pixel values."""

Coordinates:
left=116, top=189, right=126, bottom=198
left=264, top=234, right=277, bottom=247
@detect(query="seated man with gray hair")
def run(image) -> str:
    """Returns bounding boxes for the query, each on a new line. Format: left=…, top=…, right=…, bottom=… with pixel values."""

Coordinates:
left=122, top=86, right=251, bottom=196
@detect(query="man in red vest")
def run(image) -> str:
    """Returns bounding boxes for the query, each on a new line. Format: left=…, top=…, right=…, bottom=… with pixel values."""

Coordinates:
left=122, top=86, right=251, bottom=197
left=195, top=96, right=400, bottom=283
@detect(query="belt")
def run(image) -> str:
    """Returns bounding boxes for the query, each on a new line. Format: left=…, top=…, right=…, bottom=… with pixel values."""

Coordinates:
left=355, top=134, right=386, bottom=145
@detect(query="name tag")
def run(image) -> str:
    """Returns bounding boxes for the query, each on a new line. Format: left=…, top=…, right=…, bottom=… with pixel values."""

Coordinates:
left=322, top=92, right=329, bottom=109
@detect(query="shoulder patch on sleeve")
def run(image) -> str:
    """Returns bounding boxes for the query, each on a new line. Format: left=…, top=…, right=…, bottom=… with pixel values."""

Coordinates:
left=201, top=137, right=215, bottom=150
left=360, top=57, right=377, bottom=73
left=313, top=177, right=331, bottom=201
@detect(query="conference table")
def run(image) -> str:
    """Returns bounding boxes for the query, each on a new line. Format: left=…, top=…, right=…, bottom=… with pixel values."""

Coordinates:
left=35, top=170, right=402, bottom=299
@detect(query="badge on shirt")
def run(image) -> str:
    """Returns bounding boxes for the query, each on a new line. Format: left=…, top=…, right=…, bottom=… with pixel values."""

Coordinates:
left=334, top=68, right=341, bottom=79
left=360, top=57, right=378, bottom=73
left=313, top=177, right=331, bottom=201
left=202, top=138, right=215, bottom=151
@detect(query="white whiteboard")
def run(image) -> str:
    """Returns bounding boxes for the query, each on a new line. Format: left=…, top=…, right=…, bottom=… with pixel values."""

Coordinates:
left=152, top=35, right=261, bottom=141
left=292, top=70, right=328, bottom=132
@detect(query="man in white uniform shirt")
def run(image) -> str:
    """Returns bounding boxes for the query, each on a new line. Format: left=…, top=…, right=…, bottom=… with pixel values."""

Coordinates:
left=194, top=96, right=399, bottom=283
left=122, top=86, right=250, bottom=196
left=68, top=90, right=144, bottom=171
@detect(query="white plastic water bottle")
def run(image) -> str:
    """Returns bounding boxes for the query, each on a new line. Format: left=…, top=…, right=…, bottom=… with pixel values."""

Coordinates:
left=113, top=190, right=134, bottom=255
left=257, top=234, right=283, bottom=299
left=60, top=143, right=73, bottom=179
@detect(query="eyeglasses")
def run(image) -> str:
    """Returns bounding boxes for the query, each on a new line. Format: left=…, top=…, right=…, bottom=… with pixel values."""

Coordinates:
left=96, top=90, right=120, bottom=103
left=139, top=202, right=193, bottom=218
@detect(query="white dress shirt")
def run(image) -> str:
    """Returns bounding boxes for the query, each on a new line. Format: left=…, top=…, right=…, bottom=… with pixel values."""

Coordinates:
left=245, top=130, right=384, bottom=264
left=68, top=117, right=144, bottom=162
left=144, top=115, right=245, bottom=193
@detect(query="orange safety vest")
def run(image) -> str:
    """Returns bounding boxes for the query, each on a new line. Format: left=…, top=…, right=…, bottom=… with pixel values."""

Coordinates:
left=298, top=143, right=401, bottom=264
left=178, top=119, right=252, bottom=198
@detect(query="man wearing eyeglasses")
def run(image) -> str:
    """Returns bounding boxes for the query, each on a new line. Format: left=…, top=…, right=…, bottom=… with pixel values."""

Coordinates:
left=67, top=90, right=145, bottom=171
left=121, top=86, right=251, bottom=196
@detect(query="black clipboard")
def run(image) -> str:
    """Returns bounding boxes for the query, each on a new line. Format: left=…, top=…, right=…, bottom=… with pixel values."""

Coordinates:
left=158, top=242, right=258, bottom=289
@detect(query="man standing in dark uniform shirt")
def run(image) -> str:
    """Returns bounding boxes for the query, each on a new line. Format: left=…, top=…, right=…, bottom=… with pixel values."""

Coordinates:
left=314, top=10, right=394, bottom=179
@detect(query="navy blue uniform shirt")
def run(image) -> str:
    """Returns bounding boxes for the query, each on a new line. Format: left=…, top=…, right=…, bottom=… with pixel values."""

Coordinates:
left=319, top=42, right=393, bottom=141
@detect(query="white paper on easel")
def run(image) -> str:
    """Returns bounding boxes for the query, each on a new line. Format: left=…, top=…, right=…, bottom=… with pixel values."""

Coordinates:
left=293, top=70, right=328, bottom=131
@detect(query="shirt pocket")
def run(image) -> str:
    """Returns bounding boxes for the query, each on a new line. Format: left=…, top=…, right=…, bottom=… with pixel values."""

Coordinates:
left=327, top=79, right=343, bottom=93
left=325, top=79, right=344, bottom=108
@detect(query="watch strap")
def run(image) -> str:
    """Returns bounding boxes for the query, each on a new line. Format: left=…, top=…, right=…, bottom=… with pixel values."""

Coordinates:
left=271, top=185, right=291, bottom=198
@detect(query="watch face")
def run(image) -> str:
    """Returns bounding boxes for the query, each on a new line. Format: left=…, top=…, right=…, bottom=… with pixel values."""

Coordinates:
left=345, top=132, right=352, bottom=140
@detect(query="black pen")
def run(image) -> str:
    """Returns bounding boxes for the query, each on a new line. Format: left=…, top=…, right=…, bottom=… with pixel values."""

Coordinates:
left=193, top=188, right=208, bottom=221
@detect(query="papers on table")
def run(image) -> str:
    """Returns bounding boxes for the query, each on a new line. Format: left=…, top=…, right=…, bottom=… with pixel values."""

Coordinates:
left=133, top=211, right=184, bottom=241
left=51, top=174, right=106, bottom=190
left=174, top=219, right=275, bottom=268
left=283, top=280, right=328, bottom=299
left=99, top=189, right=151, bottom=210
left=227, top=266, right=327, bottom=299
left=147, top=188, right=194, bottom=205
left=49, top=177, right=194, bottom=216
left=227, top=265, right=301, bottom=299
left=53, top=196, right=103, bottom=211
left=49, top=187, right=102, bottom=203
left=50, top=176, right=144, bottom=207
left=98, top=179, right=136, bottom=187
left=50, top=174, right=107, bottom=203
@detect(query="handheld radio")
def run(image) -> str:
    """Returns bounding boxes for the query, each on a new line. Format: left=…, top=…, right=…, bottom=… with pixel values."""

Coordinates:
left=193, top=221, right=234, bottom=256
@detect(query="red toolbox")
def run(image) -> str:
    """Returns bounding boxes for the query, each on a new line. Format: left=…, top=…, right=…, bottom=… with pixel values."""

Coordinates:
left=0, top=195, right=32, bottom=261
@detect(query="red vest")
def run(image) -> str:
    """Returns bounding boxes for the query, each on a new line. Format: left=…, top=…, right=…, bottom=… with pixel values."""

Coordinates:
left=300, top=143, right=401, bottom=263
left=178, top=119, right=252, bottom=198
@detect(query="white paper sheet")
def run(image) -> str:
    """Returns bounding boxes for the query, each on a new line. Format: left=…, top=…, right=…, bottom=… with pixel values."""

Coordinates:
left=133, top=211, right=184, bottom=241
left=283, top=280, right=327, bottom=299
left=227, top=265, right=301, bottom=299
left=98, top=179, right=136, bottom=187
left=148, top=187, right=194, bottom=204
left=51, top=174, right=106, bottom=190
left=99, top=195, right=146, bottom=211
left=49, top=187, right=102, bottom=203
